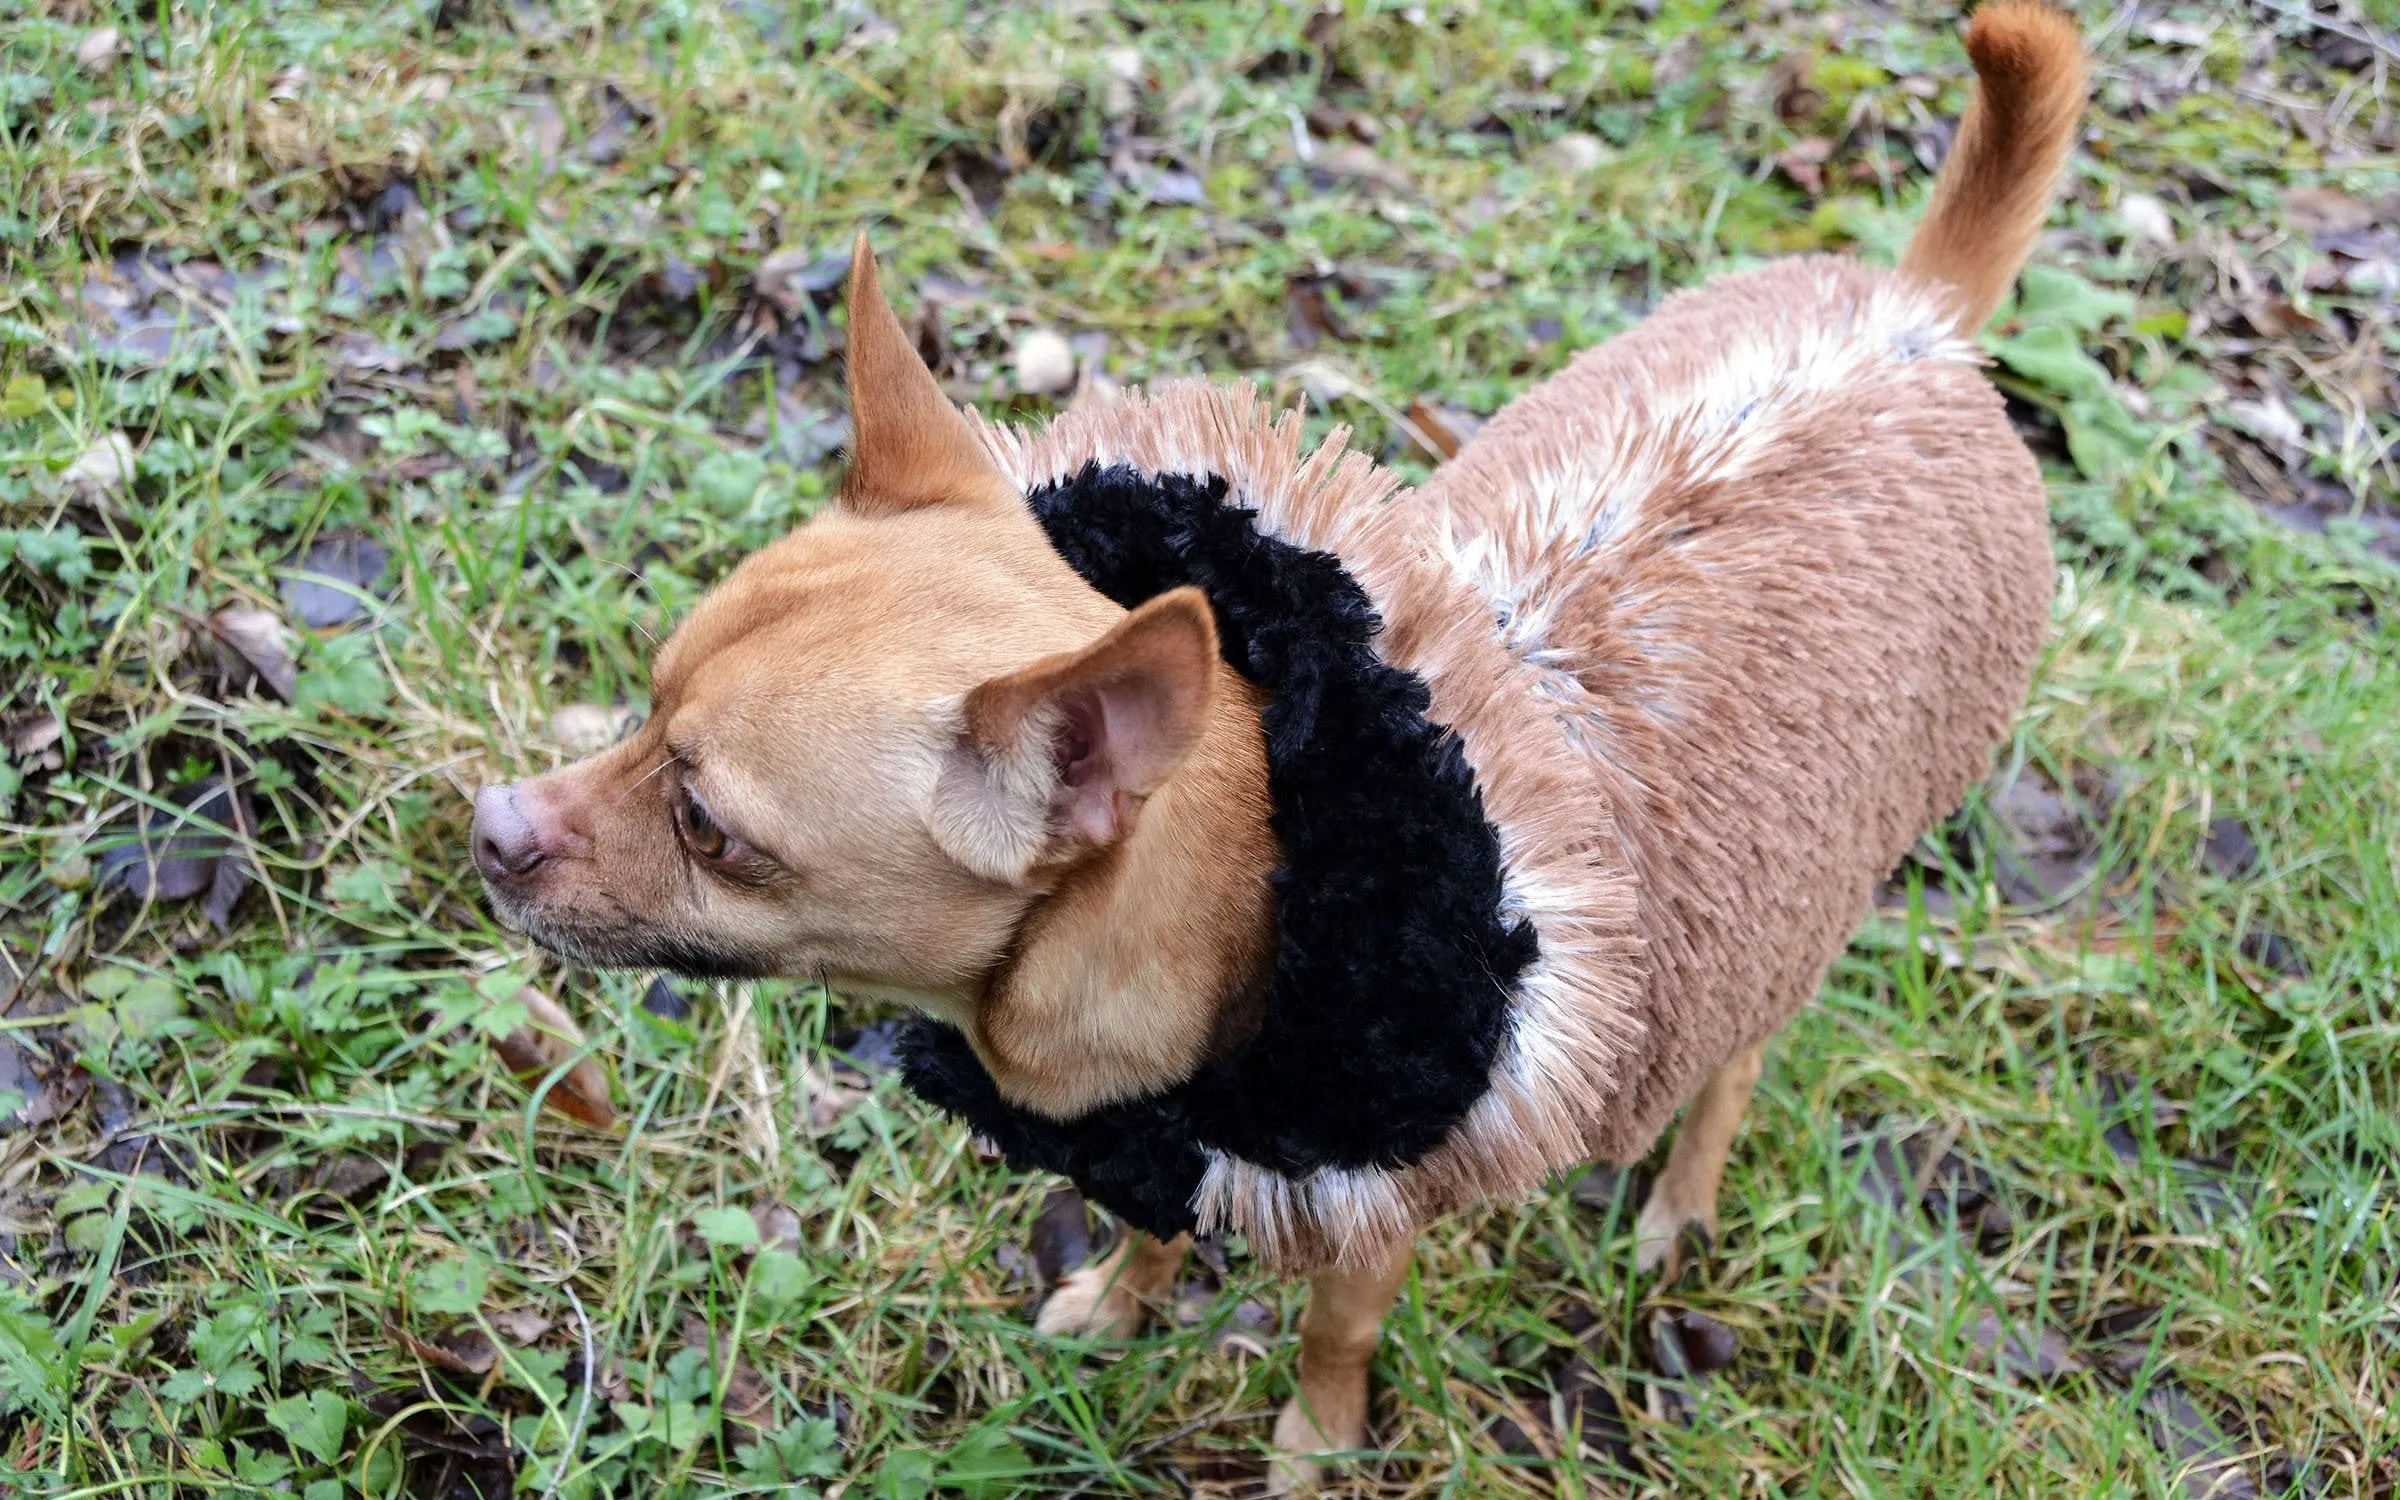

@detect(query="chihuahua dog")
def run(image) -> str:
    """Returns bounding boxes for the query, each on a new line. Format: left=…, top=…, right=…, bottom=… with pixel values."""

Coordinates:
left=473, top=5, right=2085, bottom=1486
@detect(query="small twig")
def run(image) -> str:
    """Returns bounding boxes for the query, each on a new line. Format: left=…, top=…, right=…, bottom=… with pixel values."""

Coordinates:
left=543, top=1281, right=596, bottom=1500
left=696, top=982, right=755, bottom=1125
left=1055, top=1409, right=1276, bottom=1499
left=2249, top=0, right=2400, bottom=64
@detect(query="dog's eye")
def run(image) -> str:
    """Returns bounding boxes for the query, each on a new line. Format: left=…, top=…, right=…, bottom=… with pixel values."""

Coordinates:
left=677, top=784, right=728, bottom=859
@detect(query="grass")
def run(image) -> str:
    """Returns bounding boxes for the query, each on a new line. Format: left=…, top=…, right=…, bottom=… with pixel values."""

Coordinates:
left=2, top=0, right=2397, bottom=1494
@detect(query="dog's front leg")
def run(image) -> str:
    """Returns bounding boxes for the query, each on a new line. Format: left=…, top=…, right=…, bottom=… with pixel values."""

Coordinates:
left=1034, top=1228, right=1189, bottom=1338
left=1266, top=1234, right=1414, bottom=1494
left=1634, top=1040, right=1767, bottom=1277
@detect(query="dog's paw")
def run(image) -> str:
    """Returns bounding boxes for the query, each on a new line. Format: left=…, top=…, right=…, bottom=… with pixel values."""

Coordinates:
left=1632, top=1192, right=1714, bottom=1279
left=1263, top=1448, right=1326, bottom=1497
left=1264, top=1379, right=1369, bottom=1495
left=1033, top=1262, right=1152, bottom=1340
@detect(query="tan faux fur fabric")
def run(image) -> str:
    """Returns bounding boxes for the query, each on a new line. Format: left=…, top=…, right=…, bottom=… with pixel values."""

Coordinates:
left=974, top=254, right=2052, bottom=1268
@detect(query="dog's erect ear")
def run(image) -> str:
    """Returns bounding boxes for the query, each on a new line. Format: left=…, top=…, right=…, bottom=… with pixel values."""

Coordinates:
left=842, top=233, right=1016, bottom=515
left=931, top=587, right=1220, bottom=881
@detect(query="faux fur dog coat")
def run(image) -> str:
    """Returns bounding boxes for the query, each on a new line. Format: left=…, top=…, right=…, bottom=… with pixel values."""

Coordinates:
left=894, top=246, right=2053, bottom=1268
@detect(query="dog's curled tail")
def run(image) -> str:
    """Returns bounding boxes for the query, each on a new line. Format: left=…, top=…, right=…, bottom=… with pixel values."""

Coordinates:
left=1900, top=2, right=2087, bottom=333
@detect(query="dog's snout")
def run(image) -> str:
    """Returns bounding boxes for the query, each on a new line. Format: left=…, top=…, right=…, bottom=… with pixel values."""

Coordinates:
left=472, top=784, right=547, bottom=881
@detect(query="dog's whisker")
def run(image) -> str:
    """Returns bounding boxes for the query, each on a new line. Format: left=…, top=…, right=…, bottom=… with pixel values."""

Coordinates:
left=616, top=754, right=678, bottom=803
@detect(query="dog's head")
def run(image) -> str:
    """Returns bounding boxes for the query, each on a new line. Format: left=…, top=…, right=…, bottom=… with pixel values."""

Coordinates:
left=472, top=239, right=1272, bottom=1096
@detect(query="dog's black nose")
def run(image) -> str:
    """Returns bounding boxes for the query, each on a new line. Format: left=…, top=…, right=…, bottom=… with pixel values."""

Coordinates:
left=472, top=784, right=546, bottom=880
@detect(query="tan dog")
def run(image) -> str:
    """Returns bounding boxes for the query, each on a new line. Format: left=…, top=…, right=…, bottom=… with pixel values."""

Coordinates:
left=473, top=5, right=2084, bottom=1486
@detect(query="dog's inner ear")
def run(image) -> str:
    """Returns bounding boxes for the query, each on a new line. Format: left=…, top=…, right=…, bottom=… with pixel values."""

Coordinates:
left=932, top=587, right=1220, bottom=882
left=841, top=233, right=1016, bottom=516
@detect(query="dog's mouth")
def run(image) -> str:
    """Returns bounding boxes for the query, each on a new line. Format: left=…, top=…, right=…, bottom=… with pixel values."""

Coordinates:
left=480, top=883, right=775, bottom=982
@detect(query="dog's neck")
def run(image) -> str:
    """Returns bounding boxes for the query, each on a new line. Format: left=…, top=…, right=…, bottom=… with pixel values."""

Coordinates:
left=966, top=673, right=1278, bottom=1119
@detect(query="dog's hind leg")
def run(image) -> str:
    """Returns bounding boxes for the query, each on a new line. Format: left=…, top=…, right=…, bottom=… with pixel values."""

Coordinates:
left=1266, top=1234, right=1415, bottom=1495
left=1634, top=1041, right=1767, bottom=1278
left=1035, top=1229, right=1189, bottom=1338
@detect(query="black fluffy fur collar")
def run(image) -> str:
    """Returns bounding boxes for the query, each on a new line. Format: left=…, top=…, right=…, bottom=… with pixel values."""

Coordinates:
left=897, top=462, right=1538, bottom=1239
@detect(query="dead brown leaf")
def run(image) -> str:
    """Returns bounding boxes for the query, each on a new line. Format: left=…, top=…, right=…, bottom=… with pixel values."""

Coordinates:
left=389, top=1321, right=499, bottom=1376
left=1012, top=327, right=1076, bottom=396
left=489, top=988, right=617, bottom=1128
left=1771, top=53, right=1824, bottom=123
left=1776, top=138, right=1834, bottom=196
left=749, top=1200, right=803, bottom=1255
left=1405, top=397, right=1483, bottom=461
left=205, top=606, right=298, bottom=702
left=1308, top=141, right=1410, bottom=193
left=489, top=1307, right=553, bottom=1345
left=282, top=534, right=390, bottom=629
left=311, top=1154, right=389, bottom=1204
left=2281, top=185, right=2374, bottom=237
left=798, top=1063, right=867, bottom=1132
left=755, top=245, right=849, bottom=318
left=96, top=775, right=254, bottom=931
left=547, top=702, right=641, bottom=754
left=679, top=1315, right=780, bottom=1428
left=62, top=432, right=137, bottom=501
left=5, top=712, right=63, bottom=767
left=1285, top=277, right=1354, bottom=351
left=1029, top=1186, right=1093, bottom=1284
left=75, top=27, right=125, bottom=71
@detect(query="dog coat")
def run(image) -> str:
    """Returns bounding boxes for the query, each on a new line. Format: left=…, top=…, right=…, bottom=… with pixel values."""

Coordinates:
left=898, top=257, right=2055, bottom=1273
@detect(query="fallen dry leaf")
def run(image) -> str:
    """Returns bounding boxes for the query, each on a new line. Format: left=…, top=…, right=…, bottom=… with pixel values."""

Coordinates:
left=1012, top=328, right=1076, bottom=396
left=489, top=1307, right=552, bottom=1345
left=1284, top=277, right=1355, bottom=351
left=2281, top=185, right=2373, bottom=237
left=1029, top=1186, right=1093, bottom=1284
left=1775, top=138, right=1834, bottom=196
left=206, top=606, right=298, bottom=702
left=2139, top=16, right=2215, bottom=47
left=547, top=702, right=641, bottom=754
left=750, top=1200, right=804, bottom=1255
left=62, top=432, right=137, bottom=500
left=1536, top=132, right=1605, bottom=175
left=582, top=87, right=643, bottom=165
left=798, top=1063, right=867, bottom=1132
left=2140, top=1382, right=2256, bottom=1499
left=679, top=1316, right=780, bottom=1428
left=312, top=1154, right=390, bottom=1205
left=1655, top=1307, right=1740, bottom=1374
left=1308, top=141, right=1410, bottom=193
left=1771, top=53, right=1824, bottom=123
left=282, top=534, right=391, bottom=629
left=75, top=26, right=125, bottom=71
left=1982, top=765, right=2109, bottom=910
left=1406, top=397, right=1483, bottom=461
left=1968, top=1307, right=2084, bottom=1383
left=2202, top=817, right=2259, bottom=880
left=5, top=712, right=64, bottom=766
left=2225, top=394, right=2306, bottom=454
left=97, top=775, right=254, bottom=930
left=2119, top=192, right=2177, bottom=249
left=490, top=987, right=617, bottom=1128
left=1211, top=1297, right=1275, bottom=1357
left=755, top=245, right=849, bottom=318
left=512, top=95, right=567, bottom=169
left=640, top=975, right=691, bottom=1020
left=389, top=1321, right=500, bottom=1376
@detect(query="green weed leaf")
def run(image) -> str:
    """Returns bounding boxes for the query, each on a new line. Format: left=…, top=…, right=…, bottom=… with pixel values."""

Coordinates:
left=412, top=1255, right=490, bottom=1316
left=1990, top=324, right=2113, bottom=403
left=2013, top=264, right=2137, bottom=335
left=693, top=1206, right=760, bottom=1249
left=266, top=1389, right=350, bottom=1465
left=294, top=632, right=391, bottom=720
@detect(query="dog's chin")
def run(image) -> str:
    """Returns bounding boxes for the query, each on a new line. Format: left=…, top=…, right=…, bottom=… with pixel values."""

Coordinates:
left=482, top=889, right=777, bottom=981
